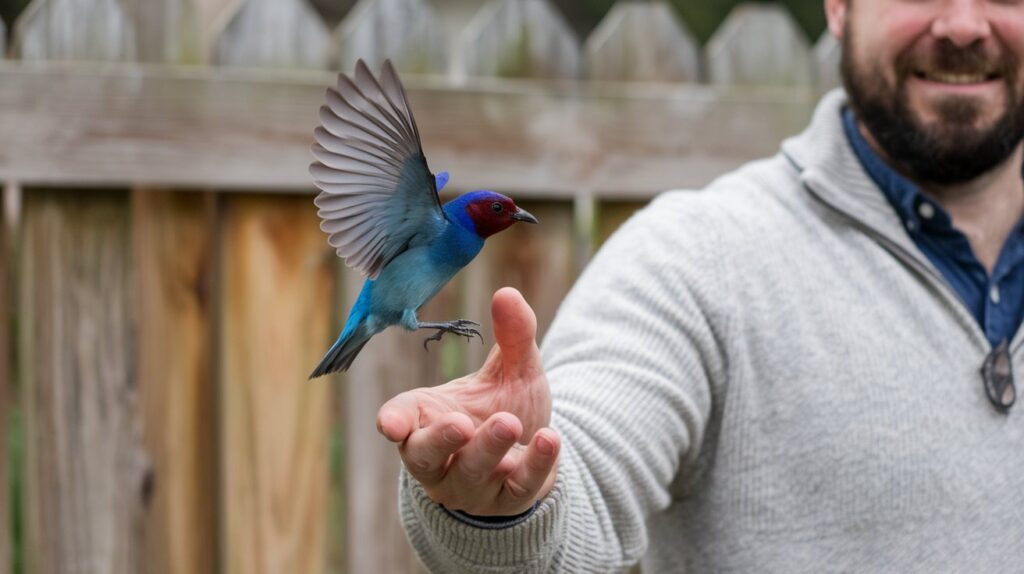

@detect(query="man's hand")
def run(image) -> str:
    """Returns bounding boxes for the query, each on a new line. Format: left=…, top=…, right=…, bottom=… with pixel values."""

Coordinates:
left=377, top=287, right=560, bottom=517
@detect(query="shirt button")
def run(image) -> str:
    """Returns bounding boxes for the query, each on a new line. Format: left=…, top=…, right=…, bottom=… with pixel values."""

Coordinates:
left=991, top=285, right=1001, bottom=304
left=917, top=202, right=935, bottom=219
left=906, top=219, right=918, bottom=232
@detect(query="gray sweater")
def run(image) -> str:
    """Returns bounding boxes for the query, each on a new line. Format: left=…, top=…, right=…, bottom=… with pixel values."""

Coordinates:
left=399, top=90, right=1024, bottom=572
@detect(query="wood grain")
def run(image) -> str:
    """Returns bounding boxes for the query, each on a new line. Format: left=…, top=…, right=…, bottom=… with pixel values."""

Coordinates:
left=219, top=194, right=333, bottom=574
left=19, top=189, right=148, bottom=574
left=134, top=189, right=216, bottom=574
left=0, top=61, right=819, bottom=197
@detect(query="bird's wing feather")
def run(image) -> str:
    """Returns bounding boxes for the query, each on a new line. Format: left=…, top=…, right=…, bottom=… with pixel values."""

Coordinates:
left=311, top=59, right=447, bottom=279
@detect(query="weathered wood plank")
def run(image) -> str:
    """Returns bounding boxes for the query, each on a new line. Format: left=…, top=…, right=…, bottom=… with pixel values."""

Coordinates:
left=215, top=0, right=330, bottom=68
left=706, top=3, right=812, bottom=86
left=19, top=189, right=148, bottom=574
left=585, top=1, right=699, bottom=83
left=0, top=62, right=819, bottom=198
left=335, top=0, right=445, bottom=74
left=459, top=0, right=580, bottom=79
left=12, top=0, right=136, bottom=61
left=134, top=189, right=216, bottom=574
left=463, top=200, right=575, bottom=367
left=815, top=31, right=840, bottom=91
left=220, top=194, right=332, bottom=574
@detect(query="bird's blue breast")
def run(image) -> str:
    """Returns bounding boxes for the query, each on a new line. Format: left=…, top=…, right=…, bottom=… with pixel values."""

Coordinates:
left=358, top=221, right=483, bottom=326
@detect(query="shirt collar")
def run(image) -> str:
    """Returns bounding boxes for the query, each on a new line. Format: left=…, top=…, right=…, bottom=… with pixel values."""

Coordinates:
left=840, top=107, right=953, bottom=235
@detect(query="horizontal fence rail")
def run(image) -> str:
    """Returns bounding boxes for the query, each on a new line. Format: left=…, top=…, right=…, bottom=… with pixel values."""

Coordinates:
left=0, top=0, right=837, bottom=572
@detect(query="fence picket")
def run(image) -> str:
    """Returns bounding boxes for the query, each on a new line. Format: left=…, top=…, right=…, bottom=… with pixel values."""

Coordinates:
left=19, top=190, right=147, bottom=574
left=336, top=0, right=445, bottom=74
left=585, top=0, right=699, bottom=83
left=12, top=0, right=136, bottom=60
left=122, top=0, right=205, bottom=64
left=134, top=190, right=217, bottom=574
left=220, top=195, right=333, bottom=574
left=706, top=3, right=812, bottom=86
left=815, top=31, right=840, bottom=91
left=458, top=0, right=580, bottom=79
left=215, top=0, right=330, bottom=68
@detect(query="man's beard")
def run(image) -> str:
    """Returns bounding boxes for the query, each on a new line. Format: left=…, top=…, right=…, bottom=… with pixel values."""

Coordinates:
left=841, top=33, right=1024, bottom=185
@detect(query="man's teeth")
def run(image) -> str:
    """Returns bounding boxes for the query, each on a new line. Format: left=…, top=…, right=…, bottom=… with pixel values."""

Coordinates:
left=922, top=72, right=990, bottom=84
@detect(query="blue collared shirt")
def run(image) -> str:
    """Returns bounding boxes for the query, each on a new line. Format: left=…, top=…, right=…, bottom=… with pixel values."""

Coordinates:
left=842, top=108, right=1024, bottom=348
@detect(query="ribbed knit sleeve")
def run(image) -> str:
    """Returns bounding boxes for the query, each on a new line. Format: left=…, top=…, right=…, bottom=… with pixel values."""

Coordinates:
left=399, top=192, right=729, bottom=572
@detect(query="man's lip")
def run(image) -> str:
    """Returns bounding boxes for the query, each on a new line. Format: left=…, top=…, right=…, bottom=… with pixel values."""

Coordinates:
left=914, top=71, right=1000, bottom=84
left=907, top=72, right=1004, bottom=96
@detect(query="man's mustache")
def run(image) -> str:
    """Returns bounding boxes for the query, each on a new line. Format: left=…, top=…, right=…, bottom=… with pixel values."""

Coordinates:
left=896, top=39, right=1017, bottom=80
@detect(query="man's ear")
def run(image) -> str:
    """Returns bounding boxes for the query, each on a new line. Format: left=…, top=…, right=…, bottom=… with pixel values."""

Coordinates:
left=824, top=0, right=848, bottom=40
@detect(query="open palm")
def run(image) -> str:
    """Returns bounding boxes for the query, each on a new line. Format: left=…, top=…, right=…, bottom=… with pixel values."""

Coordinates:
left=377, top=288, right=559, bottom=517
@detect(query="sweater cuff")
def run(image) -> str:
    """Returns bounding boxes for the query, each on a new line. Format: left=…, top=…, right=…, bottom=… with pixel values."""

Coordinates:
left=399, top=468, right=568, bottom=571
left=444, top=503, right=539, bottom=529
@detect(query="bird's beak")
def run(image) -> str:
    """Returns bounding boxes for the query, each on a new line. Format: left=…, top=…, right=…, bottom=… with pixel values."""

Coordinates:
left=511, top=208, right=539, bottom=224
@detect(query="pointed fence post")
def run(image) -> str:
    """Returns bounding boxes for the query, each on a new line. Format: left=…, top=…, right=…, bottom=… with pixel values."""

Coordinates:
left=119, top=0, right=238, bottom=64
left=210, top=3, right=336, bottom=574
left=335, top=0, right=446, bottom=74
left=706, top=3, right=812, bottom=86
left=215, top=0, right=331, bottom=68
left=458, top=0, right=580, bottom=79
left=815, top=31, right=841, bottom=92
left=585, top=0, right=700, bottom=83
left=12, top=0, right=136, bottom=60
left=11, top=3, right=149, bottom=573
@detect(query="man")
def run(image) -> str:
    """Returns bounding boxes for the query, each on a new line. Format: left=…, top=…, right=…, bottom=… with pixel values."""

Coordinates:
left=376, top=0, right=1024, bottom=571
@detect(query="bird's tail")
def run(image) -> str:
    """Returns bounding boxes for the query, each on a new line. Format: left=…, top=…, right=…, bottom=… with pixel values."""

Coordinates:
left=309, top=323, right=374, bottom=379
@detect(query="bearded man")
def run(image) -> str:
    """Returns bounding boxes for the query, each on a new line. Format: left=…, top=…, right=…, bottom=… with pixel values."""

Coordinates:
left=377, top=1, right=1024, bottom=571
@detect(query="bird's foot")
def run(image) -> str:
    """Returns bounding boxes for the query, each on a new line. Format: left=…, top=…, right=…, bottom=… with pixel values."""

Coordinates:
left=419, top=320, right=483, bottom=350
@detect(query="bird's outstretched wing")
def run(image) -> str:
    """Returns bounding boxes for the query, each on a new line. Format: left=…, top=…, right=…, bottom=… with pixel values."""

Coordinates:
left=310, top=59, right=447, bottom=279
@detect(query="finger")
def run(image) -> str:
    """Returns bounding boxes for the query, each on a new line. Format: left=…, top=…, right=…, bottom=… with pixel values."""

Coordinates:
left=377, top=392, right=422, bottom=443
left=450, top=412, right=523, bottom=485
left=503, top=428, right=560, bottom=500
left=491, top=287, right=542, bottom=380
left=400, top=412, right=474, bottom=487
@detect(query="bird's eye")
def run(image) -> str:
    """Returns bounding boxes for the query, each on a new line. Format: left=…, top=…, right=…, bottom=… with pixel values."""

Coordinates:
left=490, top=202, right=503, bottom=213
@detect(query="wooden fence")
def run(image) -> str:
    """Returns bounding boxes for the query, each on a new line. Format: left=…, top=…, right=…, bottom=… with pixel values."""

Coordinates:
left=0, top=0, right=836, bottom=572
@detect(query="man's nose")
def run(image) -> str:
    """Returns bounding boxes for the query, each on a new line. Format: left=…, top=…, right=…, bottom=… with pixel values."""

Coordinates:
left=931, top=0, right=992, bottom=47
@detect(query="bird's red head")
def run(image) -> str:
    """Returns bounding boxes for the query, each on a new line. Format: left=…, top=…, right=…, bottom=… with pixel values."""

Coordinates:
left=458, top=191, right=539, bottom=238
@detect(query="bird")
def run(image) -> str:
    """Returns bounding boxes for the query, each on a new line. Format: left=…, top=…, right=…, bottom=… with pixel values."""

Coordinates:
left=308, top=59, right=538, bottom=378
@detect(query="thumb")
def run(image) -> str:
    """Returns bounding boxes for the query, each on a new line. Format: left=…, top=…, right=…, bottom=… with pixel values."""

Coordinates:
left=490, top=287, right=542, bottom=380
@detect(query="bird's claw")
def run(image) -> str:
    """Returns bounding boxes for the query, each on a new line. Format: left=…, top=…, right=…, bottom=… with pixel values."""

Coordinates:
left=422, top=320, right=483, bottom=350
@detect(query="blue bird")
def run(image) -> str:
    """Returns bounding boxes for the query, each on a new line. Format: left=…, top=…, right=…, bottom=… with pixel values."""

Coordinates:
left=308, top=60, right=538, bottom=378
